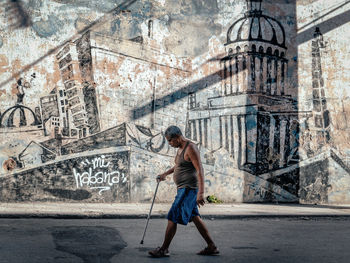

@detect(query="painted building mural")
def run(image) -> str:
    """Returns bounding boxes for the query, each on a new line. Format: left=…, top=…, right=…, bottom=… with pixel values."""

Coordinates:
left=1, top=0, right=350, bottom=204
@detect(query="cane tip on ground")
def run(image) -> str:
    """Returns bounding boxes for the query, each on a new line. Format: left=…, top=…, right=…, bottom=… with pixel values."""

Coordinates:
left=140, top=240, right=144, bottom=245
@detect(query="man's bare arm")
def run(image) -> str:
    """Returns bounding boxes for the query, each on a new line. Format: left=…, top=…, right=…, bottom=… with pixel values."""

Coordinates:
left=187, top=143, right=205, bottom=206
left=157, top=166, right=175, bottom=181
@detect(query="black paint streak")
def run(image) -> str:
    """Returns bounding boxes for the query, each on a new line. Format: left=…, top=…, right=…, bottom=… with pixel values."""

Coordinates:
left=330, top=150, right=350, bottom=175
left=44, top=188, right=92, bottom=200
left=50, top=226, right=127, bottom=263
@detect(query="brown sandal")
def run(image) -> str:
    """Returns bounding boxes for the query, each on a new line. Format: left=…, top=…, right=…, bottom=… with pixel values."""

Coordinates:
left=197, top=246, right=219, bottom=255
left=149, top=247, right=170, bottom=258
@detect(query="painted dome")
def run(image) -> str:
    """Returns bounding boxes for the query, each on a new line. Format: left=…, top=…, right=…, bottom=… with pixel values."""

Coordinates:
left=226, top=0, right=286, bottom=48
left=0, top=105, right=40, bottom=128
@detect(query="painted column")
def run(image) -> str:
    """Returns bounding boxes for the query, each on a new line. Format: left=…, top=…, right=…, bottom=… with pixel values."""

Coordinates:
left=207, top=118, right=212, bottom=151
left=281, top=61, right=287, bottom=95
left=226, top=115, right=233, bottom=155
left=201, top=118, right=206, bottom=148
left=242, top=55, right=248, bottom=93
left=235, top=56, right=239, bottom=93
left=277, top=60, right=282, bottom=95
left=269, top=115, right=276, bottom=153
left=225, top=59, right=231, bottom=95
left=187, top=120, right=192, bottom=140
left=255, top=56, right=261, bottom=92
left=192, top=120, right=197, bottom=142
left=221, top=116, right=227, bottom=151
left=211, top=117, right=221, bottom=150
left=238, top=57, right=244, bottom=93
left=284, top=119, right=291, bottom=163
left=266, top=58, right=272, bottom=94
left=240, top=115, right=247, bottom=166
left=246, top=114, right=257, bottom=163
left=279, top=119, right=287, bottom=167
left=249, top=54, right=255, bottom=92
left=224, top=115, right=230, bottom=151
left=197, top=119, right=202, bottom=145
left=220, top=60, right=226, bottom=96
left=273, top=117, right=281, bottom=166
left=230, top=115, right=235, bottom=157
left=262, top=57, right=267, bottom=93
left=271, top=58, right=277, bottom=95
left=229, top=58, right=234, bottom=95
left=289, top=119, right=299, bottom=159
left=232, top=115, right=240, bottom=167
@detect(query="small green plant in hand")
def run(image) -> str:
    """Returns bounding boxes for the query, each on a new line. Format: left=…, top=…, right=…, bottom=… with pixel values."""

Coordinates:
left=206, top=195, right=223, bottom=203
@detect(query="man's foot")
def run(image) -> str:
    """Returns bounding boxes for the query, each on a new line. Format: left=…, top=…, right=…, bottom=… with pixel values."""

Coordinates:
left=197, top=245, right=219, bottom=255
left=149, top=247, right=170, bottom=258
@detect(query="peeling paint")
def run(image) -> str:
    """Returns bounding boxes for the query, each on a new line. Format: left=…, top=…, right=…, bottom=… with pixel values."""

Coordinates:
left=32, top=15, right=64, bottom=38
left=0, top=55, right=9, bottom=74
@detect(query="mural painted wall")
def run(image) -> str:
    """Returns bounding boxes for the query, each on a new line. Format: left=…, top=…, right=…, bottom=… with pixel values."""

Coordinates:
left=0, top=0, right=350, bottom=204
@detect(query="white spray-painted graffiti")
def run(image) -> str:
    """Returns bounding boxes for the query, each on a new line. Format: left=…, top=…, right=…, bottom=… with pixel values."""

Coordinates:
left=73, top=155, right=128, bottom=195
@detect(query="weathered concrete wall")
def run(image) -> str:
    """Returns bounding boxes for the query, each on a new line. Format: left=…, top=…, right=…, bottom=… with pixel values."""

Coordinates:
left=297, top=0, right=350, bottom=204
left=1, top=0, right=350, bottom=204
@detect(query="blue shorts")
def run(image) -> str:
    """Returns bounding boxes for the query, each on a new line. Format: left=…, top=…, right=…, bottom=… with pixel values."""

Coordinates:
left=167, top=188, right=200, bottom=225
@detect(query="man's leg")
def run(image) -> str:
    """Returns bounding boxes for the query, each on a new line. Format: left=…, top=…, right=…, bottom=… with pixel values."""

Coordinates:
left=161, top=220, right=177, bottom=250
left=192, top=216, right=216, bottom=248
left=149, top=220, right=177, bottom=257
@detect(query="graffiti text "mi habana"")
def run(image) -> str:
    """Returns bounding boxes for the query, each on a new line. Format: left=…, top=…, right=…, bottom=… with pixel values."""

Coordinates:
left=73, top=168, right=127, bottom=195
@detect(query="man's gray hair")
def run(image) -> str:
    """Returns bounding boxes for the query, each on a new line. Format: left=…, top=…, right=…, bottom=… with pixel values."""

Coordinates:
left=164, top=126, right=182, bottom=138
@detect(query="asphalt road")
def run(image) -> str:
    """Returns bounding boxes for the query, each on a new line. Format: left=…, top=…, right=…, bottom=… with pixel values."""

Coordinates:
left=0, top=217, right=349, bottom=263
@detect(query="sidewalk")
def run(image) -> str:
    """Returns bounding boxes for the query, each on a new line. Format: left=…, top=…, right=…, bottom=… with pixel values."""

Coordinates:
left=1, top=202, right=350, bottom=218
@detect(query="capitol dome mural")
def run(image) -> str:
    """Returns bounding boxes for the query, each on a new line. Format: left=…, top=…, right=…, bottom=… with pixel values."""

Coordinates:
left=226, top=0, right=286, bottom=48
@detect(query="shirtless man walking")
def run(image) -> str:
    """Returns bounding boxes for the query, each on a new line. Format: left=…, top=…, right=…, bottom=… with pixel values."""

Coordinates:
left=149, top=125, right=219, bottom=257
